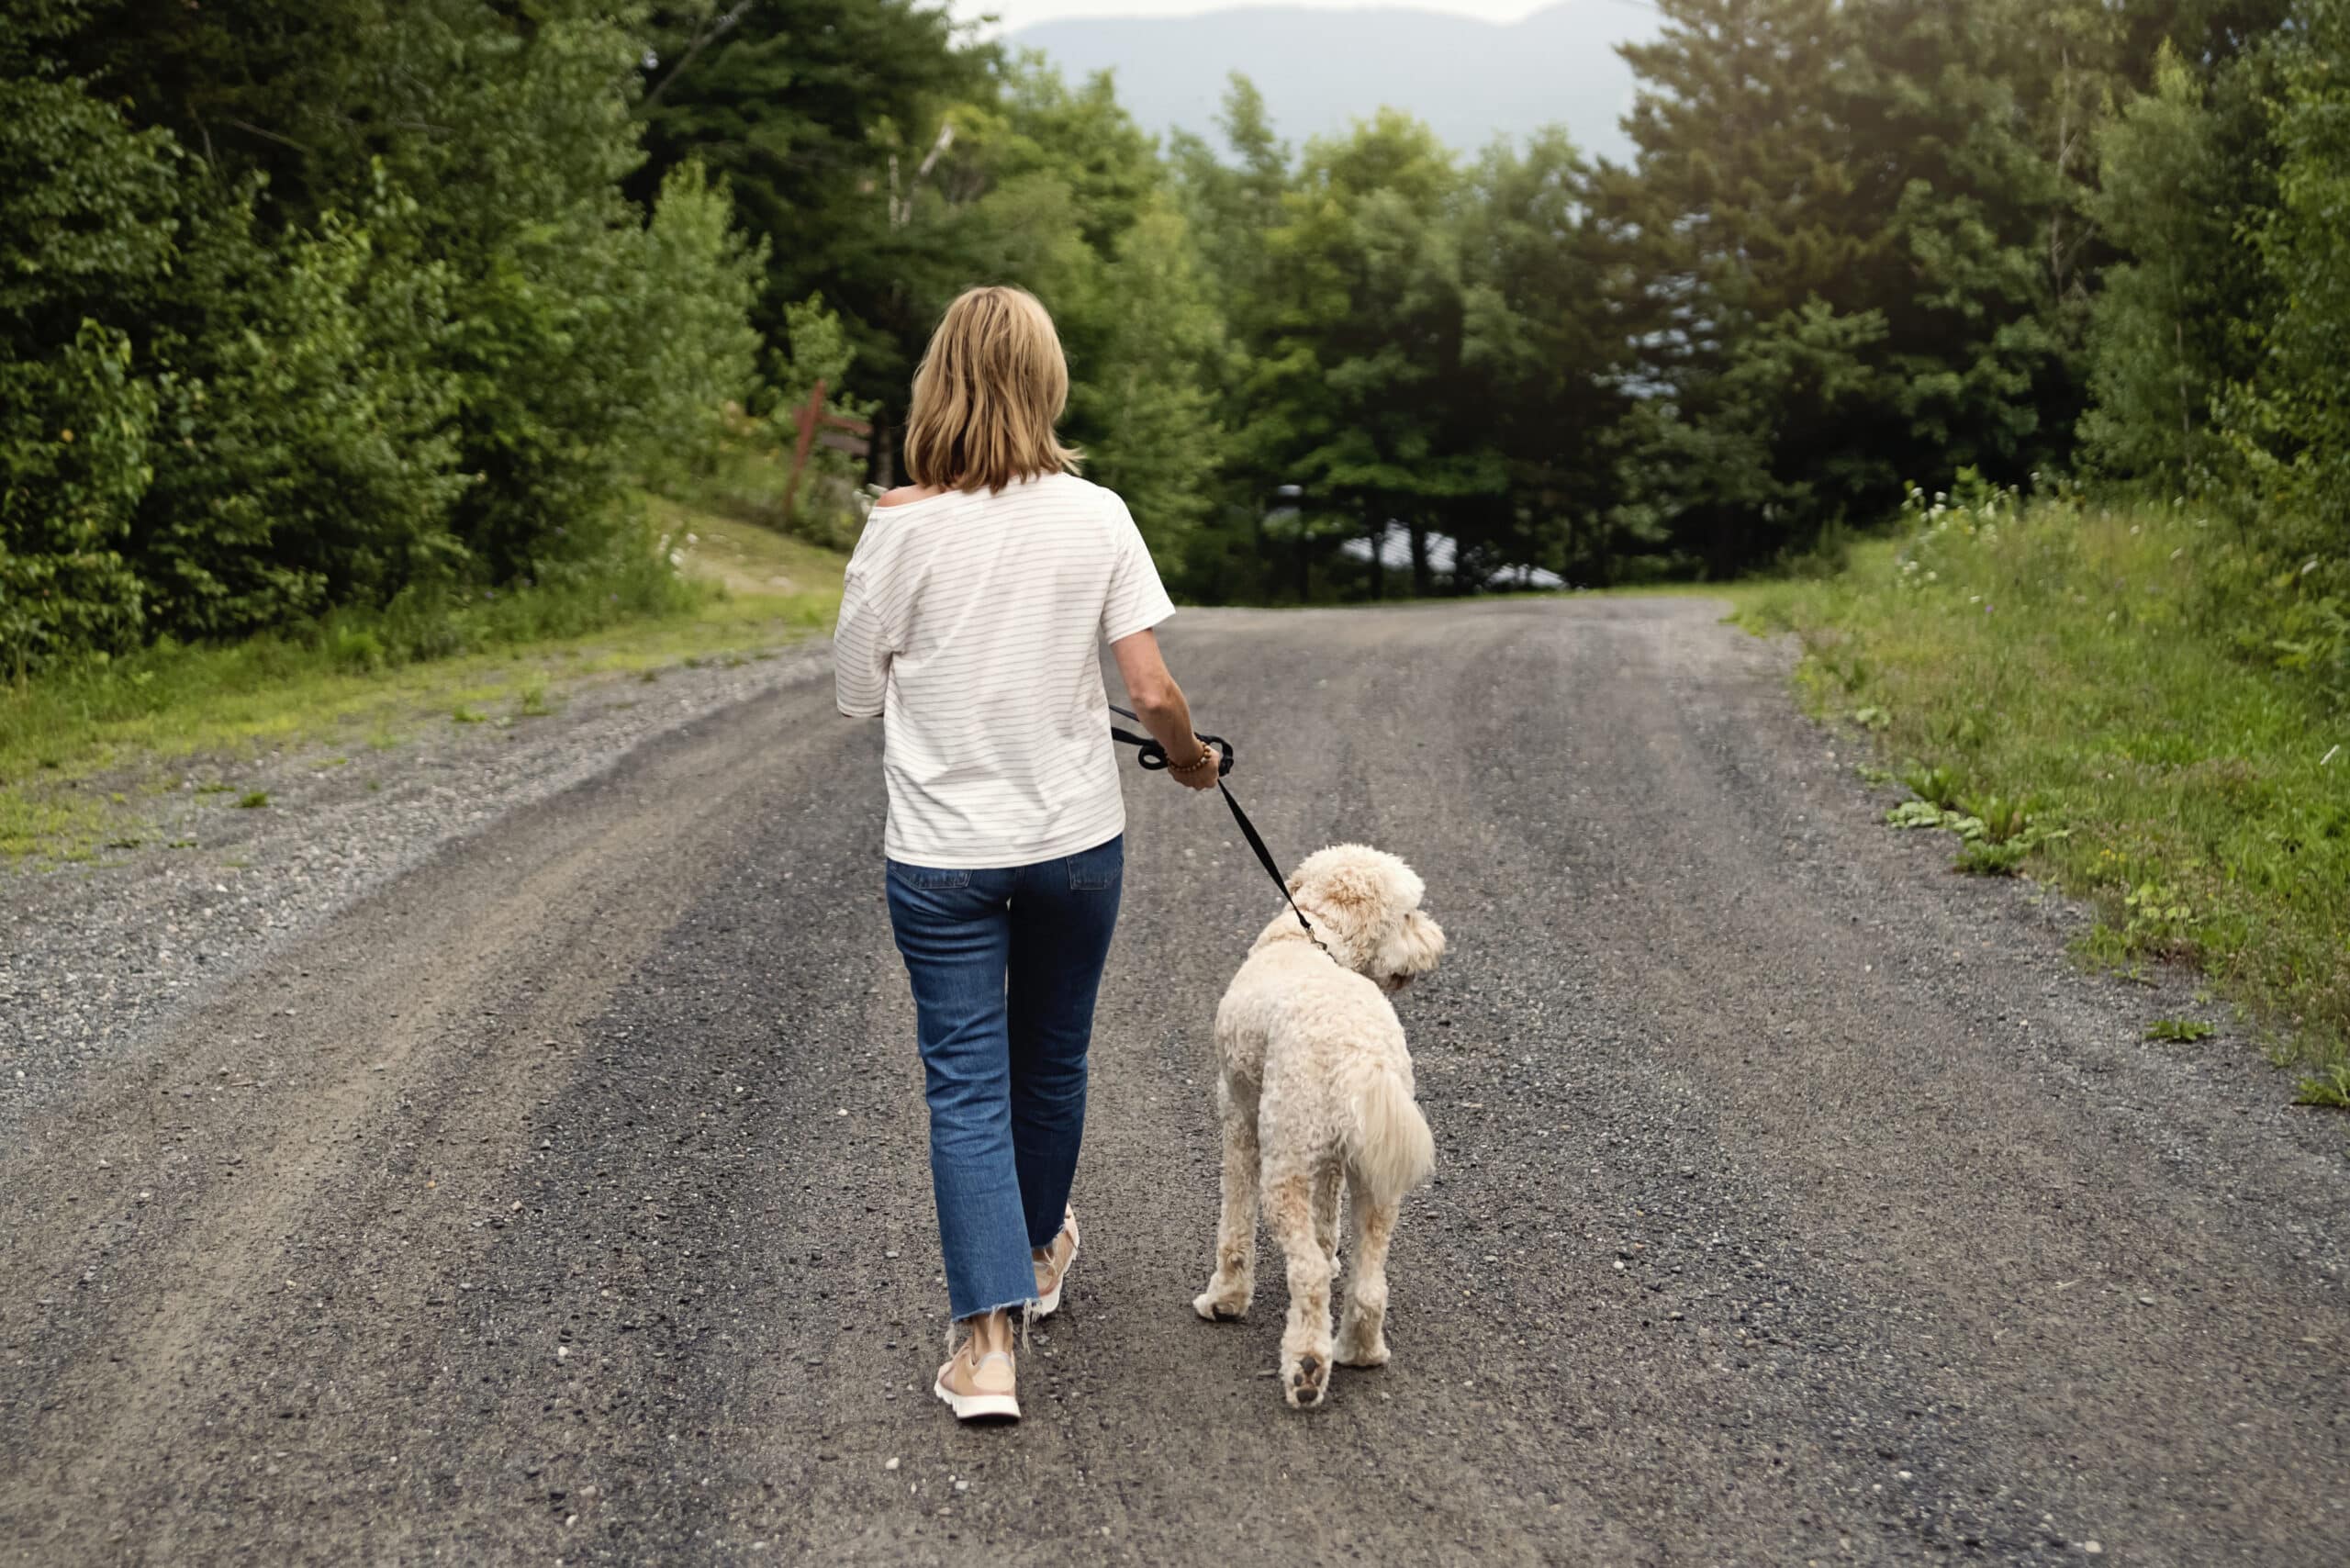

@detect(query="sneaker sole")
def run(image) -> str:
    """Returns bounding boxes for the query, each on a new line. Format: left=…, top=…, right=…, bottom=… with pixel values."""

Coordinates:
left=933, top=1378, right=1020, bottom=1422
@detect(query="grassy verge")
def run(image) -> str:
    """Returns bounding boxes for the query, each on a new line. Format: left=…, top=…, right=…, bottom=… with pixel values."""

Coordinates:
left=1736, top=487, right=2349, bottom=1108
left=2, top=497, right=845, bottom=862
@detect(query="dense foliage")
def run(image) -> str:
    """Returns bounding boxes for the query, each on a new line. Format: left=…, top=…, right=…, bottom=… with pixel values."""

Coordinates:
left=599, top=0, right=2350, bottom=634
left=5, top=0, right=2345, bottom=684
left=2, top=0, right=760, bottom=676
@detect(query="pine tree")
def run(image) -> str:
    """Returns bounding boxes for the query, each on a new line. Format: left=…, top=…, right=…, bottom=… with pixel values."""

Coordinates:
left=1459, top=130, right=1630, bottom=585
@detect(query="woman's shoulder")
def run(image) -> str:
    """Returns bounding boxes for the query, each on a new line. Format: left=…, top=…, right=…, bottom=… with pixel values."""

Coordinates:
left=1033, top=471, right=1129, bottom=520
left=870, top=472, right=1124, bottom=520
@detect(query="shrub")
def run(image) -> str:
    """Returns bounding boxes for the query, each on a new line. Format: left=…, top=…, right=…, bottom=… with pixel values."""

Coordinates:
left=0, top=74, right=181, bottom=676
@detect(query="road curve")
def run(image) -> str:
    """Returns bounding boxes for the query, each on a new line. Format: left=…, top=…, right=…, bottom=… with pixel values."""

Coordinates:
left=3, top=598, right=2344, bottom=1566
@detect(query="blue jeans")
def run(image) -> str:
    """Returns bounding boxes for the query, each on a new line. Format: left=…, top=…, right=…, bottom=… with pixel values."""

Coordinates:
left=885, top=834, right=1124, bottom=1321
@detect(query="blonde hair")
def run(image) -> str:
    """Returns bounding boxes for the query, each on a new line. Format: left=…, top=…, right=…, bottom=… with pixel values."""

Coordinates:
left=902, top=286, right=1081, bottom=493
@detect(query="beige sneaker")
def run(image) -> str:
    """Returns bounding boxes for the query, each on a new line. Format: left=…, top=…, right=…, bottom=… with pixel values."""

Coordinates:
left=934, top=1314, right=1020, bottom=1422
left=1032, top=1206, right=1080, bottom=1317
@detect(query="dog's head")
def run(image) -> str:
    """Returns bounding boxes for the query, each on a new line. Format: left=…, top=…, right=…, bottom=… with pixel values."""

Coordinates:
left=1276, top=843, right=1447, bottom=992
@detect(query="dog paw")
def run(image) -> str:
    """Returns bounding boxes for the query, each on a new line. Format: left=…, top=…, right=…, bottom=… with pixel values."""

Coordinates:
left=1192, top=1286, right=1250, bottom=1322
left=1282, top=1351, right=1330, bottom=1408
left=1336, top=1309, right=1389, bottom=1366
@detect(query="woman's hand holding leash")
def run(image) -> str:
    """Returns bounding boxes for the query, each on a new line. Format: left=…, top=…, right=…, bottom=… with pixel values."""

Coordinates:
left=1165, top=738, right=1224, bottom=790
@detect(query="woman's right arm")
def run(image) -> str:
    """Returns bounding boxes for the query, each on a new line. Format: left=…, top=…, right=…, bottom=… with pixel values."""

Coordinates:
left=1111, top=629, right=1218, bottom=790
left=834, top=561, right=888, bottom=718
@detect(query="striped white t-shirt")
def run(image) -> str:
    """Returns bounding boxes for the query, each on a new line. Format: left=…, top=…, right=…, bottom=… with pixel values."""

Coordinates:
left=834, top=472, right=1177, bottom=868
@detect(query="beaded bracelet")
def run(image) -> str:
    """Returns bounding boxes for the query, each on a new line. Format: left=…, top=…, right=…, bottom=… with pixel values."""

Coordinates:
left=1169, top=740, right=1219, bottom=778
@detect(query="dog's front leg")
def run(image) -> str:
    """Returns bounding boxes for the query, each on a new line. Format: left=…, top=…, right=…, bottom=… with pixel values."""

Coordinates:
left=1266, top=1169, right=1335, bottom=1407
left=1192, top=1074, right=1259, bottom=1321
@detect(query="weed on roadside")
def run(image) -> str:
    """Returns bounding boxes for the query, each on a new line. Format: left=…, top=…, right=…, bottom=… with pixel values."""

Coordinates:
left=2145, top=1017, right=2218, bottom=1043
left=236, top=790, right=270, bottom=809
left=1884, top=774, right=2067, bottom=877
left=2295, top=1062, right=2350, bottom=1109
left=2119, top=882, right=2199, bottom=958
left=1898, top=762, right=1966, bottom=811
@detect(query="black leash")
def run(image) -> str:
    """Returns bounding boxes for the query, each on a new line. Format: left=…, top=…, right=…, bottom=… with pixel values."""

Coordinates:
left=1108, top=705, right=1325, bottom=952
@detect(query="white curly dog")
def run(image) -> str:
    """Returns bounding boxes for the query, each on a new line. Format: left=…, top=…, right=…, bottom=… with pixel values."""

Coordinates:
left=1193, top=844, right=1446, bottom=1407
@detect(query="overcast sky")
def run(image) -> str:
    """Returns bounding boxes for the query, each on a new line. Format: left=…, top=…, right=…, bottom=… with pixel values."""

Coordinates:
left=948, top=1, right=1570, bottom=34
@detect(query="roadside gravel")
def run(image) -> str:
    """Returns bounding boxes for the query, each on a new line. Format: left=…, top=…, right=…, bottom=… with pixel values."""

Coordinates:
left=0, top=644, right=828, bottom=1129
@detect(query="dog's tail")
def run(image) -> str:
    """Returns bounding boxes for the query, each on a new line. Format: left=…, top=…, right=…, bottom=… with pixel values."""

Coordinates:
left=1346, top=1064, right=1435, bottom=1205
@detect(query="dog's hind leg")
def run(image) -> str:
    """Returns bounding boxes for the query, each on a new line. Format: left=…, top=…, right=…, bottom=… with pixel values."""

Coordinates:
left=1335, top=1187, right=1398, bottom=1369
left=1266, top=1168, right=1335, bottom=1408
left=1312, top=1166, right=1344, bottom=1273
left=1192, top=1074, right=1260, bottom=1322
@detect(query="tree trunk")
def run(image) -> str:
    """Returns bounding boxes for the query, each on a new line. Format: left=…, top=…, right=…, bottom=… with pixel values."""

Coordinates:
left=1409, top=522, right=1431, bottom=598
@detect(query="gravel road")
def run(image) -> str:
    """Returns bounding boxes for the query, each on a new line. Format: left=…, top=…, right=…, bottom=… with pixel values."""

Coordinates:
left=3, top=597, right=2344, bottom=1566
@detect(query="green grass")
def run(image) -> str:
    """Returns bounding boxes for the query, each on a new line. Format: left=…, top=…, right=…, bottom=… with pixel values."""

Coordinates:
left=1, top=495, right=845, bottom=861
left=1739, top=487, right=2349, bottom=1099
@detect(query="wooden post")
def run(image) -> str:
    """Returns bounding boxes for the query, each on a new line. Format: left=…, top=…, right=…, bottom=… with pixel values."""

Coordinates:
left=781, top=377, right=826, bottom=522
left=780, top=379, right=875, bottom=523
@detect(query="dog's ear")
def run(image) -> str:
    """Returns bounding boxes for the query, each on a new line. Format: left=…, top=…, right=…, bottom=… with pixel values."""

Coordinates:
left=1378, top=908, right=1447, bottom=985
left=1288, top=852, right=1386, bottom=913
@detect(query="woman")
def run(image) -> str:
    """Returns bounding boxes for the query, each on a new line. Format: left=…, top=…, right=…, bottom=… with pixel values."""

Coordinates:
left=834, top=286, right=1218, bottom=1423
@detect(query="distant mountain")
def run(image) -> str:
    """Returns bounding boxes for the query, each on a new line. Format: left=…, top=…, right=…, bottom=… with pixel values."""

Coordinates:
left=1011, top=2, right=1660, bottom=164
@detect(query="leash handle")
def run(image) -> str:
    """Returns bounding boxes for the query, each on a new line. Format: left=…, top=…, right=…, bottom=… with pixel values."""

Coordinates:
left=1106, top=704, right=1234, bottom=778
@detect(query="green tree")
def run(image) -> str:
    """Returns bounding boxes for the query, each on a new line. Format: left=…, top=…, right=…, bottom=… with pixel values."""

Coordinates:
left=1248, top=110, right=1497, bottom=597
left=1460, top=130, right=1633, bottom=584
left=634, top=0, right=996, bottom=392
left=2233, top=0, right=2350, bottom=540
left=1605, top=0, right=2114, bottom=572
left=6, top=0, right=767, bottom=668
left=1605, top=0, right=1899, bottom=573
left=1072, top=196, right=1229, bottom=564
left=1168, top=75, right=1298, bottom=599
left=2079, top=43, right=2279, bottom=486
left=0, top=70, right=179, bottom=670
